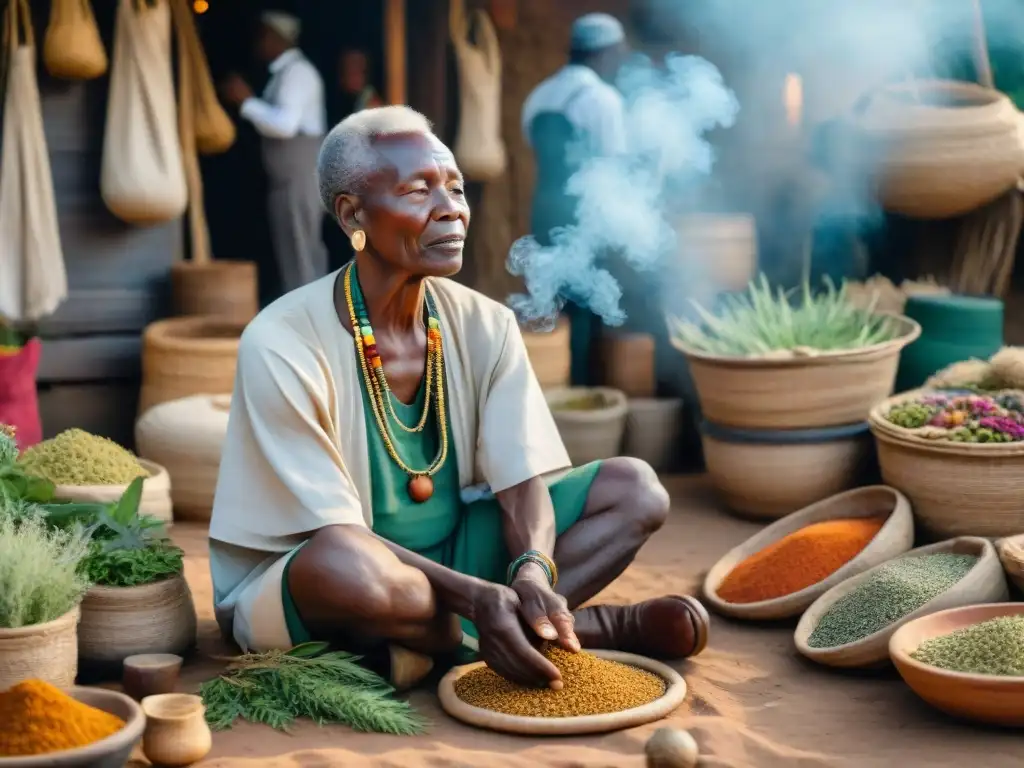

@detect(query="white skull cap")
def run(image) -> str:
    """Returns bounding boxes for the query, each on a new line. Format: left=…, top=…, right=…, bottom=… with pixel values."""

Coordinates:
left=570, top=12, right=625, bottom=52
left=260, top=11, right=301, bottom=45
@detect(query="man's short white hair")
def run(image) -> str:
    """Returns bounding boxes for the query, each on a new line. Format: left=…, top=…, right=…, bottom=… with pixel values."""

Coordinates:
left=317, top=105, right=434, bottom=221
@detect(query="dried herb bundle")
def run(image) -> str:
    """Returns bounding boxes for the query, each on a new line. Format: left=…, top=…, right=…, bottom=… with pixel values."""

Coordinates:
left=200, top=642, right=426, bottom=735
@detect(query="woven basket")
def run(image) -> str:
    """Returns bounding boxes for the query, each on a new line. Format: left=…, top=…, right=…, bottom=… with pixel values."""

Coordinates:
left=622, top=398, right=684, bottom=472
left=676, top=213, right=757, bottom=292
left=522, top=317, right=570, bottom=390
left=673, top=314, right=920, bottom=429
left=135, top=394, right=230, bottom=523
left=78, top=576, right=197, bottom=666
left=700, top=421, right=873, bottom=520
left=869, top=389, right=1024, bottom=539
left=598, top=333, right=656, bottom=398
left=997, top=535, right=1024, bottom=594
left=546, top=387, right=628, bottom=465
left=0, top=606, right=80, bottom=690
left=52, top=459, right=173, bottom=524
left=859, top=80, right=1024, bottom=220
left=139, top=316, right=244, bottom=417
left=171, top=260, right=258, bottom=325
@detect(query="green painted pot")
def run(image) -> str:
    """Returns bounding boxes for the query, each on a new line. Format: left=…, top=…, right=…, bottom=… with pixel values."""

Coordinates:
left=896, top=295, right=1003, bottom=391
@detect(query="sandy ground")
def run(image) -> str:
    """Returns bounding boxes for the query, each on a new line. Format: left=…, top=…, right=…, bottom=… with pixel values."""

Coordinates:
left=153, top=476, right=1022, bottom=768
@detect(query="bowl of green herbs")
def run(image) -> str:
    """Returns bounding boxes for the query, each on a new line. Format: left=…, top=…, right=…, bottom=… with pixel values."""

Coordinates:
left=890, top=602, right=1024, bottom=727
left=43, top=478, right=196, bottom=671
left=667, top=275, right=920, bottom=430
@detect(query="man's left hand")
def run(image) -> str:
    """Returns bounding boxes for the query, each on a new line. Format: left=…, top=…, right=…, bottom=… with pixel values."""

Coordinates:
left=511, top=562, right=580, bottom=652
left=221, top=73, right=254, bottom=106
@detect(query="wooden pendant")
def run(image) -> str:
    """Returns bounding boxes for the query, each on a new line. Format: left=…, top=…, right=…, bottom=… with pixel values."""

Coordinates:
left=408, top=475, right=434, bottom=503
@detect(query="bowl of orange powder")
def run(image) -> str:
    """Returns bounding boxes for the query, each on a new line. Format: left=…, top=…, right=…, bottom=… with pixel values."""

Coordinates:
left=0, top=680, right=145, bottom=767
left=702, top=486, right=915, bottom=621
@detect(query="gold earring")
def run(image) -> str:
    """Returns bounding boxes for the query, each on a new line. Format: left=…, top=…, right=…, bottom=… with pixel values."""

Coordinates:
left=351, top=230, right=366, bottom=252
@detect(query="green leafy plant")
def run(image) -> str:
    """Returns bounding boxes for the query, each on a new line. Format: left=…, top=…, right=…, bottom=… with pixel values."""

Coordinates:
left=667, top=275, right=902, bottom=357
left=0, top=426, right=54, bottom=508
left=34, top=478, right=183, bottom=588
left=200, top=641, right=426, bottom=735
left=0, top=507, right=91, bottom=628
left=77, top=478, right=183, bottom=588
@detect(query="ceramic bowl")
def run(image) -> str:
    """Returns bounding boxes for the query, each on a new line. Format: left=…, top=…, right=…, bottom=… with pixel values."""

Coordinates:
left=0, top=687, right=145, bottom=767
left=795, top=537, right=1009, bottom=669
left=122, top=653, right=183, bottom=700
left=703, top=486, right=914, bottom=621
left=890, top=602, right=1024, bottom=726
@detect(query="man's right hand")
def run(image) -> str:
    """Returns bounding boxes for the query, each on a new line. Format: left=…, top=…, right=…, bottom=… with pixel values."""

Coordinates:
left=471, top=583, right=563, bottom=690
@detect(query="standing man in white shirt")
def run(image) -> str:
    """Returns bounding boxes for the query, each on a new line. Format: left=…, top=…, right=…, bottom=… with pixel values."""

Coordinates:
left=521, top=13, right=629, bottom=386
left=221, top=11, right=329, bottom=294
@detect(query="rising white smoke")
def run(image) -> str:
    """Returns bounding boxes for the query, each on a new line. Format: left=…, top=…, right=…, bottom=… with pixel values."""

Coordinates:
left=507, top=53, right=739, bottom=327
left=507, top=0, right=1024, bottom=326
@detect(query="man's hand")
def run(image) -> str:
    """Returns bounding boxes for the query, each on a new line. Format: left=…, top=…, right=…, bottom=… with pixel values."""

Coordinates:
left=220, top=73, right=254, bottom=106
left=472, top=582, right=564, bottom=689
left=510, top=561, right=579, bottom=652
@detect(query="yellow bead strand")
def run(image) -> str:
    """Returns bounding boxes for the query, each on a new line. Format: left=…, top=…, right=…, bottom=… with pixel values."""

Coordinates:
left=343, top=265, right=449, bottom=478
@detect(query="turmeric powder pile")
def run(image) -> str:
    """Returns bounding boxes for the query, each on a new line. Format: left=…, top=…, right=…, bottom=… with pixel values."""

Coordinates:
left=454, top=645, right=666, bottom=717
left=0, top=679, right=125, bottom=756
left=716, top=517, right=886, bottom=604
left=18, top=428, right=148, bottom=485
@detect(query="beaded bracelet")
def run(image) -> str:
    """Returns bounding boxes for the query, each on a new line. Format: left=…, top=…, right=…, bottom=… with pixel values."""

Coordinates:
left=507, top=550, right=559, bottom=588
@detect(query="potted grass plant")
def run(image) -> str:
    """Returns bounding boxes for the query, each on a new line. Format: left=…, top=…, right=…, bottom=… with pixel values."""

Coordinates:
left=668, top=275, right=920, bottom=430
left=0, top=427, right=91, bottom=689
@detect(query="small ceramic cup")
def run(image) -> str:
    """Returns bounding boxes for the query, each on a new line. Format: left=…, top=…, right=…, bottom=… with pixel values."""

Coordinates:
left=123, top=653, right=184, bottom=701
left=141, top=693, right=213, bottom=767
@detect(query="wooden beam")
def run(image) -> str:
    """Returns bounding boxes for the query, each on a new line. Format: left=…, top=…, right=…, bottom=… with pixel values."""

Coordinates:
left=384, top=0, right=407, bottom=104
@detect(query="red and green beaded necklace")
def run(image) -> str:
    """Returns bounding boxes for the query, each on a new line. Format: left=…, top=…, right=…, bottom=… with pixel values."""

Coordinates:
left=343, top=263, right=448, bottom=503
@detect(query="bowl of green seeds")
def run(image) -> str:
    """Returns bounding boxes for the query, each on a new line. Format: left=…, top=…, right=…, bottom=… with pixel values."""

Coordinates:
left=794, top=536, right=1009, bottom=669
left=890, top=602, right=1024, bottom=727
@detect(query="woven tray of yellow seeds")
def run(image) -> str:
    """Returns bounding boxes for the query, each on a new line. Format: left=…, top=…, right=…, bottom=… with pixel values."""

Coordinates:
left=438, top=646, right=687, bottom=735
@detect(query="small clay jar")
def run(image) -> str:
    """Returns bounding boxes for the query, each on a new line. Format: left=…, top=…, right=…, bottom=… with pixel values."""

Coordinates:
left=123, top=653, right=183, bottom=700
left=141, top=693, right=213, bottom=767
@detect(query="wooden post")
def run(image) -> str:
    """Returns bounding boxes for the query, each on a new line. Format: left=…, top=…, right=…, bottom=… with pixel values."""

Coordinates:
left=384, top=0, right=407, bottom=105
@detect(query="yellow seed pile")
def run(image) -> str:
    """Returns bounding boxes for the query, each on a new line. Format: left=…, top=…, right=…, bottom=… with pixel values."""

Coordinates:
left=19, top=429, right=149, bottom=485
left=454, top=646, right=666, bottom=718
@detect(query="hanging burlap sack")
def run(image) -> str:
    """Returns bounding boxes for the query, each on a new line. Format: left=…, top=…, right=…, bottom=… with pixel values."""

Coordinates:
left=100, top=0, right=188, bottom=225
left=450, top=0, right=506, bottom=181
left=42, top=0, right=107, bottom=80
left=0, top=0, right=67, bottom=323
left=169, top=0, right=235, bottom=156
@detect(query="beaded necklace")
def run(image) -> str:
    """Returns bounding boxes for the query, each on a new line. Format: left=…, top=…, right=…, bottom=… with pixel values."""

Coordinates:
left=343, top=262, right=448, bottom=503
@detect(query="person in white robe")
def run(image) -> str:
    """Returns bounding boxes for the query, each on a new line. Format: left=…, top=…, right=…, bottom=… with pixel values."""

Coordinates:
left=221, top=11, right=329, bottom=295
left=521, top=13, right=629, bottom=386
left=209, top=105, right=709, bottom=691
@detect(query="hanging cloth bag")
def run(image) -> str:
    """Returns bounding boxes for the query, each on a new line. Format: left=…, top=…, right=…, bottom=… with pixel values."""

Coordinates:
left=100, top=0, right=188, bottom=225
left=168, top=0, right=235, bottom=156
left=0, top=0, right=68, bottom=323
left=42, top=0, right=108, bottom=80
left=450, top=0, right=507, bottom=181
